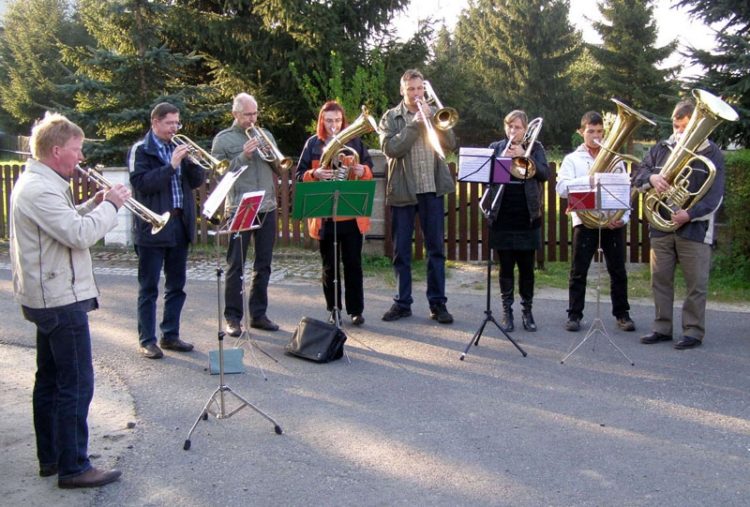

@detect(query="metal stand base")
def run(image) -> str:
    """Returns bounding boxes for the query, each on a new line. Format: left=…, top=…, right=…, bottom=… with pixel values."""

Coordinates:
left=560, top=226, right=634, bottom=366
left=460, top=249, right=527, bottom=360
left=183, top=263, right=282, bottom=451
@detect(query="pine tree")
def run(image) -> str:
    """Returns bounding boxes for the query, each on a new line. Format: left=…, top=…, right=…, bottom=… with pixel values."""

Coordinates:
left=588, top=0, right=678, bottom=123
left=0, top=0, right=90, bottom=133
left=452, top=0, right=582, bottom=148
left=676, top=0, right=749, bottom=147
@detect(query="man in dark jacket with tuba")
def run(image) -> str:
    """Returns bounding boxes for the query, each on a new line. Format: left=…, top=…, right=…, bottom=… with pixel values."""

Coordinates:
left=633, top=98, right=727, bottom=350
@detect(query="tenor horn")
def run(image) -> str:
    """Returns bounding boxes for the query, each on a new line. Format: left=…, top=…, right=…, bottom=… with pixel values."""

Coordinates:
left=76, top=165, right=170, bottom=234
left=577, top=99, right=655, bottom=229
left=171, top=134, right=230, bottom=174
left=319, top=105, right=378, bottom=175
left=642, top=89, right=738, bottom=232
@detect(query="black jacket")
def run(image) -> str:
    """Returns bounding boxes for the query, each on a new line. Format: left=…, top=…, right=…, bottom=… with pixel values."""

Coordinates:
left=127, top=130, right=205, bottom=247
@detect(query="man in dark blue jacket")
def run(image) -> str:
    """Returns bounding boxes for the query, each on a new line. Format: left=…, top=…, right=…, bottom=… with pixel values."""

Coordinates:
left=633, top=98, right=726, bottom=350
left=128, top=102, right=205, bottom=359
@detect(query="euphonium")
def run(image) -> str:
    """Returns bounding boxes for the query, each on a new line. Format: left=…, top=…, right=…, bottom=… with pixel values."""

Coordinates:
left=577, top=99, right=655, bottom=229
left=319, top=105, right=378, bottom=179
left=76, top=165, right=170, bottom=234
left=171, top=134, right=230, bottom=174
left=643, top=89, right=739, bottom=232
left=245, top=126, right=293, bottom=171
left=506, top=117, right=543, bottom=180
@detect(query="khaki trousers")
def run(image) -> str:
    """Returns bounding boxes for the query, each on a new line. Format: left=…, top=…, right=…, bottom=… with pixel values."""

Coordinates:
left=650, top=234, right=712, bottom=340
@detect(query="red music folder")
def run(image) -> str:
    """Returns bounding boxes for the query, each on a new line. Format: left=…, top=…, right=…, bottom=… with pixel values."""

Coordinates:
left=567, top=189, right=597, bottom=212
left=228, top=191, right=265, bottom=232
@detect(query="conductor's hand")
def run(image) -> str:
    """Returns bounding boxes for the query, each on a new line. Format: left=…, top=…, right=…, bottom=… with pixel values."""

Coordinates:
left=104, top=184, right=131, bottom=209
left=171, top=143, right=191, bottom=169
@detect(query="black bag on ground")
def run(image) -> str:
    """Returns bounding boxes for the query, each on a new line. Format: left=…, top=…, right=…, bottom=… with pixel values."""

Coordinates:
left=285, top=316, right=346, bottom=363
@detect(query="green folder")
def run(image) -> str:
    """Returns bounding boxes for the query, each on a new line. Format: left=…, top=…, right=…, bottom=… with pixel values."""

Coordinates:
left=292, top=180, right=376, bottom=220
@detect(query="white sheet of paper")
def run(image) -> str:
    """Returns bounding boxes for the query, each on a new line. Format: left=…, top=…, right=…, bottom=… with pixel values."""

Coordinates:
left=595, top=172, right=631, bottom=210
left=458, top=147, right=494, bottom=183
left=202, top=165, right=248, bottom=219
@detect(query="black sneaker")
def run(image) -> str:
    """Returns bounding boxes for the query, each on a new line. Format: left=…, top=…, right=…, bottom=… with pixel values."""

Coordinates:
left=565, top=317, right=581, bottom=332
left=430, top=303, right=454, bottom=324
left=382, top=304, right=412, bottom=322
left=616, top=316, right=636, bottom=332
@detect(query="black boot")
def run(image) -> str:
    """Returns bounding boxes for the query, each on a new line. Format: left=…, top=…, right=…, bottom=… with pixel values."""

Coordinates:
left=500, top=277, right=514, bottom=332
left=520, top=274, right=537, bottom=332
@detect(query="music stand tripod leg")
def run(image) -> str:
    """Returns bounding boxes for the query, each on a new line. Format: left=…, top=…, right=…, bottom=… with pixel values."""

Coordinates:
left=460, top=232, right=527, bottom=360
left=183, top=238, right=282, bottom=451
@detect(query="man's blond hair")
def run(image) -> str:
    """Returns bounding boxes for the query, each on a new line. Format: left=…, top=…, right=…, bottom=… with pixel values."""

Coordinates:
left=30, top=112, right=84, bottom=160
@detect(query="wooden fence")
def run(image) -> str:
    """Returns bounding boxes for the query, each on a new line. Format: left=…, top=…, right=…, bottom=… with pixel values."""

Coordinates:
left=0, top=162, right=652, bottom=264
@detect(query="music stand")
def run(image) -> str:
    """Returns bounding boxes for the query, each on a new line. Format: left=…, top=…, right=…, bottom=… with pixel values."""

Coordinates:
left=184, top=190, right=282, bottom=451
left=457, top=148, right=527, bottom=360
left=560, top=177, right=635, bottom=365
left=293, top=180, right=376, bottom=348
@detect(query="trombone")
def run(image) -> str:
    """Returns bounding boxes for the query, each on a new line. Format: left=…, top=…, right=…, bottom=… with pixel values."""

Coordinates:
left=504, top=117, right=543, bottom=180
left=76, top=165, right=170, bottom=234
left=415, top=81, right=459, bottom=160
left=171, top=134, right=230, bottom=174
left=245, top=126, right=293, bottom=171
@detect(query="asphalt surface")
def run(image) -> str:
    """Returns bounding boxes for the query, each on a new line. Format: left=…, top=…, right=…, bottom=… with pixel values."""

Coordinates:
left=1, top=251, right=749, bottom=507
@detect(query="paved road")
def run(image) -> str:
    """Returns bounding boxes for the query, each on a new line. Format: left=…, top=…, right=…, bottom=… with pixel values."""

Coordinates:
left=1, top=253, right=749, bottom=506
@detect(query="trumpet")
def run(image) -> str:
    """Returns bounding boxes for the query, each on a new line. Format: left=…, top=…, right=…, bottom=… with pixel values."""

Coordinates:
left=171, top=134, right=230, bottom=174
left=76, top=165, right=170, bottom=234
left=245, top=126, right=293, bottom=171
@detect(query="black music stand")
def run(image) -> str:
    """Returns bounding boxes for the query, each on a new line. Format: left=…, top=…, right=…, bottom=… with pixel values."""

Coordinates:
left=293, top=180, right=376, bottom=349
left=183, top=190, right=282, bottom=451
left=457, top=148, right=526, bottom=360
left=560, top=178, right=634, bottom=366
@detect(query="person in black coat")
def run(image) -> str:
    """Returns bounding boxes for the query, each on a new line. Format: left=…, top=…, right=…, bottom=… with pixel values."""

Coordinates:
left=487, top=110, right=549, bottom=332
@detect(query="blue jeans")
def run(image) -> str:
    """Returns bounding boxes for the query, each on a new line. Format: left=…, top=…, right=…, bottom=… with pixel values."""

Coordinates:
left=22, top=299, right=97, bottom=480
left=135, top=222, right=189, bottom=346
left=224, top=210, right=276, bottom=322
left=390, top=193, right=447, bottom=308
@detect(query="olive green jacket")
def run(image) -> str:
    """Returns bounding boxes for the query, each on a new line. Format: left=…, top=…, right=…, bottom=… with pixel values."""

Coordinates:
left=379, top=101, right=456, bottom=207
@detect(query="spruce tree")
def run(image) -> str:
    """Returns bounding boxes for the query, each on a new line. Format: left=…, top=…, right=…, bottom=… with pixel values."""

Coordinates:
left=676, top=0, right=749, bottom=147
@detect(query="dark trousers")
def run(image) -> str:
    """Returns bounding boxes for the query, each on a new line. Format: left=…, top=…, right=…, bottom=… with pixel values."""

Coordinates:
left=135, top=221, right=189, bottom=346
left=22, top=300, right=96, bottom=480
left=224, top=210, right=276, bottom=323
left=568, top=225, right=629, bottom=320
left=319, top=219, right=364, bottom=315
left=497, top=249, right=536, bottom=308
left=390, top=193, right=447, bottom=309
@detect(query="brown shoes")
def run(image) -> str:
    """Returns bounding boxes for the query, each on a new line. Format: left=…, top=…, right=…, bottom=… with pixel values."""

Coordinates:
left=160, top=338, right=194, bottom=352
left=58, top=466, right=122, bottom=489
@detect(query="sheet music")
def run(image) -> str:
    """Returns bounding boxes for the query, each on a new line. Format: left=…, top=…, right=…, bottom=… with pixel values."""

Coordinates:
left=458, top=147, right=494, bottom=183
left=595, top=172, right=631, bottom=210
left=202, top=165, right=248, bottom=219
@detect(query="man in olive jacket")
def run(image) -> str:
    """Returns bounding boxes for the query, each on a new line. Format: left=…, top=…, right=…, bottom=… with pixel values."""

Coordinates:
left=379, top=69, right=457, bottom=324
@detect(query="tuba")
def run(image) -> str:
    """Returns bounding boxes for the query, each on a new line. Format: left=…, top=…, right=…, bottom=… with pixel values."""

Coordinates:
left=76, top=165, right=170, bottom=234
left=577, top=99, right=655, bottom=229
left=245, top=126, right=293, bottom=171
left=319, top=105, right=378, bottom=179
left=506, top=117, right=543, bottom=180
left=171, top=134, right=230, bottom=174
left=643, top=89, right=739, bottom=232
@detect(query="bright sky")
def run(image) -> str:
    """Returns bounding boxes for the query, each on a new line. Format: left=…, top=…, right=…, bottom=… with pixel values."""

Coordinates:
left=394, top=0, right=716, bottom=78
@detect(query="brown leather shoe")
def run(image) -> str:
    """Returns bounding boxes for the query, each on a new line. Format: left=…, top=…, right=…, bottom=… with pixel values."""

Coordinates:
left=160, top=338, right=194, bottom=352
left=58, top=467, right=122, bottom=489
